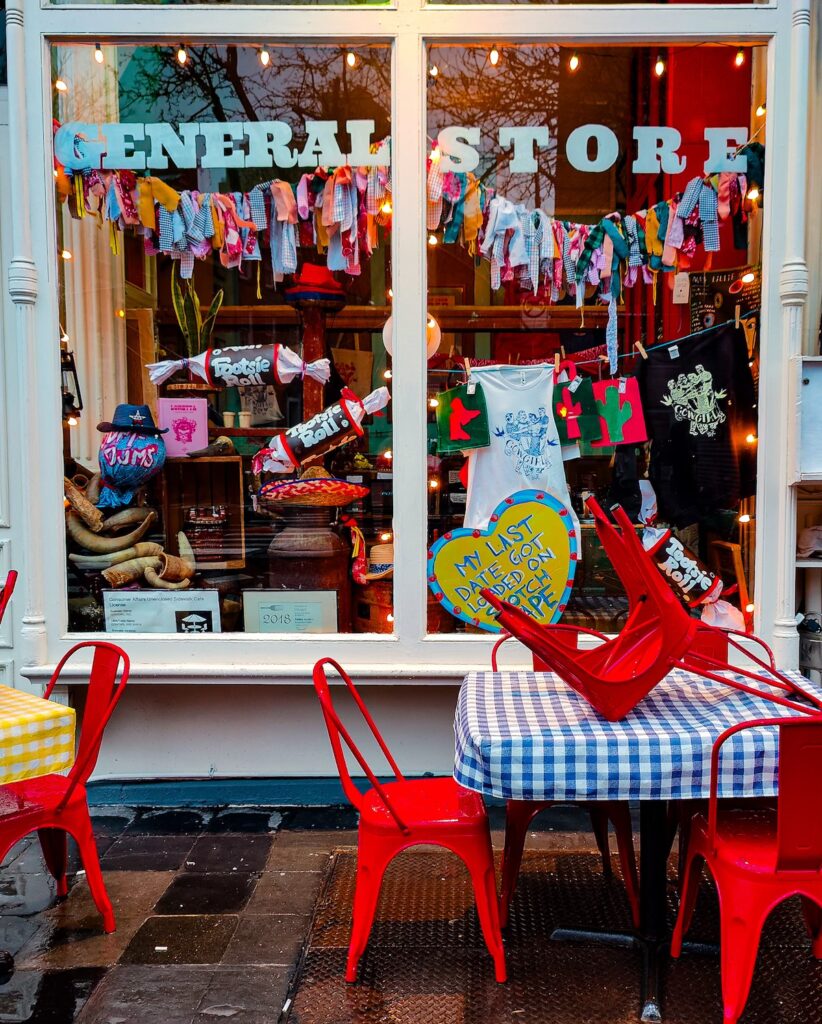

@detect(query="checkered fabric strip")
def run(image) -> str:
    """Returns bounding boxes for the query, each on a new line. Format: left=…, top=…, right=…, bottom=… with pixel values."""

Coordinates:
left=0, top=687, right=75, bottom=784
left=454, top=669, right=819, bottom=802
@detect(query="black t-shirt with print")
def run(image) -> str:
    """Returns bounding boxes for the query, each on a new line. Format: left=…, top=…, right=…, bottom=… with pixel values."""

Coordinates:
left=637, top=324, right=756, bottom=526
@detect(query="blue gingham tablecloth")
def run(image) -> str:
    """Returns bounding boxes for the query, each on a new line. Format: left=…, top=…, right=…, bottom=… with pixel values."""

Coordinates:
left=454, top=668, right=821, bottom=802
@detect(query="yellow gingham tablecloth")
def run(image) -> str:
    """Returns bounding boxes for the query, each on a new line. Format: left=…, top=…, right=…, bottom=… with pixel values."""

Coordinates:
left=0, top=686, right=75, bottom=784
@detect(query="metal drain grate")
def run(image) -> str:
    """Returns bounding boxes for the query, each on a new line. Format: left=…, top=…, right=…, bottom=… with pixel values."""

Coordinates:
left=286, top=849, right=822, bottom=1024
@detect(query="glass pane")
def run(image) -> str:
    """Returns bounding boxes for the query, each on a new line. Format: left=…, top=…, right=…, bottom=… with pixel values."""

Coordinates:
left=53, top=42, right=393, bottom=636
left=425, top=43, right=765, bottom=637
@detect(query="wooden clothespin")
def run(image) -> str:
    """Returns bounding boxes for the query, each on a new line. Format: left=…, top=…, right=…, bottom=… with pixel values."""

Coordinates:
left=560, top=345, right=566, bottom=359
left=464, top=357, right=476, bottom=395
left=634, top=340, right=648, bottom=361
left=735, top=304, right=741, bottom=329
left=554, top=352, right=561, bottom=375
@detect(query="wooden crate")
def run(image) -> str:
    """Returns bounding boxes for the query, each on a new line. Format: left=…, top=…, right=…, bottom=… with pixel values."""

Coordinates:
left=161, top=456, right=246, bottom=570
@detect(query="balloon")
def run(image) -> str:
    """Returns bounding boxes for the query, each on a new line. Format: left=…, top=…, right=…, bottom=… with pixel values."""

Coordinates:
left=382, top=313, right=441, bottom=359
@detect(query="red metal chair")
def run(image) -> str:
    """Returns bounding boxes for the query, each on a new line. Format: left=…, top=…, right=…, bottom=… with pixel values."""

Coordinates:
left=312, top=657, right=507, bottom=983
left=491, top=633, right=640, bottom=929
left=0, top=571, right=17, bottom=625
left=671, top=716, right=822, bottom=1024
left=0, top=641, right=129, bottom=932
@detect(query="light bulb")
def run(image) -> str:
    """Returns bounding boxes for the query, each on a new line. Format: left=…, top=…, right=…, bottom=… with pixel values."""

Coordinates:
left=654, top=56, right=666, bottom=78
left=176, top=45, right=188, bottom=66
left=489, top=47, right=500, bottom=67
left=67, top=415, right=78, bottom=427
left=430, top=146, right=441, bottom=164
left=429, top=478, right=439, bottom=490
left=346, top=52, right=357, bottom=68
left=756, top=103, right=766, bottom=117
left=387, top=288, right=394, bottom=300
left=745, top=603, right=755, bottom=614
left=747, top=187, right=760, bottom=202
left=260, top=47, right=271, bottom=67
left=61, top=332, right=69, bottom=343
left=384, top=449, right=393, bottom=461
left=386, top=613, right=394, bottom=623
left=741, top=271, right=756, bottom=284
left=745, top=433, right=757, bottom=444
left=429, top=64, right=439, bottom=78
left=380, top=532, right=392, bottom=542
left=55, top=79, right=68, bottom=92
left=94, top=43, right=104, bottom=65
left=380, top=200, right=392, bottom=215
left=734, top=49, right=745, bottom=68
left=738, top=513, right=751, bottom=524
left=429, top=398, right=439, bottom=409
left=383, top=369, right=392, bottom=380
left=116, top=308, right=125, bottom=319
left=428, top=233, right=438, bottom=247
left=60, top=249, right=72, bottom=260
left=568, top=53, right=580, bottom=73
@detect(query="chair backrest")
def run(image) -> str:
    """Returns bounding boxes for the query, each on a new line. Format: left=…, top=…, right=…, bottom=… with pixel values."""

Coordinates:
left=0, top=570, right=18, bottom=626
left=44, top=641, right=129, bottom=800
left=312, top=657, right=409, bottom=833
left=709, top=717, right=822, bottom=871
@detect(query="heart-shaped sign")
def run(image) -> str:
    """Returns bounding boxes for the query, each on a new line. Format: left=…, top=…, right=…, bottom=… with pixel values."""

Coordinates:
left=427, top=490, right=578, bottom=633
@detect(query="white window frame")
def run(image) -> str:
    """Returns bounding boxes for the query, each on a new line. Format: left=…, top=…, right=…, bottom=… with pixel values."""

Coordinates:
left=5, top=0, right=811, bottom=684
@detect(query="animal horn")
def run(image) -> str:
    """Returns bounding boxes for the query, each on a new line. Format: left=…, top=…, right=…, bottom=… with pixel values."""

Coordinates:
left=85, top=473, right=102, bottom=504
left=69, top=542, right=163, bottom=570
left=156, top=553, right=195, bottom=583
left=101, top=507, right=155, bottom=533
left=102, top=556, right=162, bottom=588
left=177, top=532, right=196, bottom=576
left=67, top=510, right=157, bottom=553
left=144, top=566, right=191, bottom=590
left=64, top=477, right=104, bottom=533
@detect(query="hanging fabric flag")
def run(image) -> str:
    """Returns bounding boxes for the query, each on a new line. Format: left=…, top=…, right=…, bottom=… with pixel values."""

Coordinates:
left=553, top=363, right=601, bottom=447
left=435, top=382, right=490, bottom=455
left=592, top=377, right=648, bottom=447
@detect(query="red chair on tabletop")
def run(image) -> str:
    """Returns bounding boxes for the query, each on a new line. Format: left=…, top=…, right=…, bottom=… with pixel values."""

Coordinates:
left=490, top=633, right=640, bottom=930
left=671, top=717, right=822, bottom=1024
left=312, top=657, right=507, bottom=983
left=0, top=641, right=129, bottom=932
left=0, top=571, right=17, bottom=625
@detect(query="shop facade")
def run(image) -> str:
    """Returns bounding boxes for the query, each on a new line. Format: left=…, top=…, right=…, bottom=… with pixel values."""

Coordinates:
left=0, top=0, right=818, bottom=783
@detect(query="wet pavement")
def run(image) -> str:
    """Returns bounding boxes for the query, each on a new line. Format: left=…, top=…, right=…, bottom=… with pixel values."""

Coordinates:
left=0, top=804, right=818, bottom=1023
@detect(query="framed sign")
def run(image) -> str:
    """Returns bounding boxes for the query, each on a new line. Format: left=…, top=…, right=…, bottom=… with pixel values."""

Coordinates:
left=103, top=590, right=222, bottom=634
left=242, top=590, right=338, bottom=634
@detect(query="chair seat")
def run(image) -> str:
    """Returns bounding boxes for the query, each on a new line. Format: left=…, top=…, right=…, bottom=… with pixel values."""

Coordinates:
left=0, top=774, right=86, bottom=820
left=361, top=777, right=488, bottom=833
left=690, top=807, right=798, bottom=875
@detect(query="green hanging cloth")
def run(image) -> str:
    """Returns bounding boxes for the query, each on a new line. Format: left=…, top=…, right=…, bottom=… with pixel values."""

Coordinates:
left=435, top=381, right=490, bottom=454
left=553, top=375, right=602, bottom=446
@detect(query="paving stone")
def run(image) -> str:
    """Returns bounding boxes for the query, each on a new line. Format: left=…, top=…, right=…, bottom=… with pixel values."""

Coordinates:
left=221, top=914, right=310, bottom=966
left=155, top=873, right=260, bottom=916
left=1, top=837, right=35, bottom=869
left=89, top=806, right=138, bottom=838
left=75, top=964, right=213, bottom=1024
left=265, top=831, right=354, bottom=871
left=184, top=835, right=271, bottom=874
left=279, top=806, right=359, bottom=831
left=121, top=915, right=239, bottom=966
left=0, top=915, right=44, bottom=958
left=209, top=809, right=283, bottom=834
left=101, top=835, right=196, bottom=872
left=193, top=965, right=292, bottom=1023
left=0, top=967, right=106, bottom=1024
left=244, top=870, right=323, bottom=916
left=0, top=871, right=58, bottom=916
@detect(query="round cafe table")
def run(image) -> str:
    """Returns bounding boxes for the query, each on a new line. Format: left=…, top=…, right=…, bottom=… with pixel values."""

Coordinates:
left=453, top=665, right=820, bottom=1023
left=0, top=685, right=76, bottom=976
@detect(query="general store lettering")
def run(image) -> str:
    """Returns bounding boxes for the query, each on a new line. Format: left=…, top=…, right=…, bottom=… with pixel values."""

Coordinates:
left=56, top=120, right=748, bottom=176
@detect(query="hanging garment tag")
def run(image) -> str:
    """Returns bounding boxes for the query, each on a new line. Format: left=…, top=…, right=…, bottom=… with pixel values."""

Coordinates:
left=569, top=376, right=582, bottom=393
left=618, top=377, right=627, bottom=394
left=672, top=272, right=690, bottom=305
left=668, top=344, right=680, bottom=360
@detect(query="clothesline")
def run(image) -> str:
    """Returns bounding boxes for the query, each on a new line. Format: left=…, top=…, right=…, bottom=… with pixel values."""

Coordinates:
left=425, top=309, right=760, bottom=377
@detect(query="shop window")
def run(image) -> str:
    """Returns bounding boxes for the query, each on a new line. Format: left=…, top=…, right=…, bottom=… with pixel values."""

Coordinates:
left=425, top=43, right=765, bottom=637
left=53, top=42, right=393, bottom=637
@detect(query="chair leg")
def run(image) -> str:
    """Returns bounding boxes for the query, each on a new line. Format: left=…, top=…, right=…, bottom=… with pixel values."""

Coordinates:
left=37, top=828, right=68, bottom=898
left=670, top=849, right=704, bottom=957
left=346, top=831, right=394, bottom=984
left=606, top=802, right=640, bottom=930
left=499, top=800, right=543, bottom=929
left=716, top=879, right=771, bottom=1024
left=463, top=838, right=507, bottom=983
left=588, top=805, right=613, bottom=880
left=801, top=896, right=822, bottom=959
left=72, top=812, right=115, bottom=933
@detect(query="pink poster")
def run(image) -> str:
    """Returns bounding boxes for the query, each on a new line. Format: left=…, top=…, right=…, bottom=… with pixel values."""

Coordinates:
left=158, top=398, right=208, bottom=457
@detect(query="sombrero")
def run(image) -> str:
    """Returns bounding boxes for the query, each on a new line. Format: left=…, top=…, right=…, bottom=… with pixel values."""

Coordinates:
left=259, top=476, right=368, bottom=508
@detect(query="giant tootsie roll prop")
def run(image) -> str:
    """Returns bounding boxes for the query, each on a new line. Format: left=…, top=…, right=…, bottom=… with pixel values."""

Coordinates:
left=252, top=387, right=391, bottom=475
left=147, top=344, right=330, bottom=389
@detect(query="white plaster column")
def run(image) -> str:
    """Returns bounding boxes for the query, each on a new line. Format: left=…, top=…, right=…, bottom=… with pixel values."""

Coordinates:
left=764, top=0, right=812, bottom=667
left=5, top=1, right=46, bottom=668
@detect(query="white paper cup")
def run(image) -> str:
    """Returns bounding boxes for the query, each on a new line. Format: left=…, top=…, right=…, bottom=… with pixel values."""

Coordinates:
left=222, top=411, right=236, bottom=427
